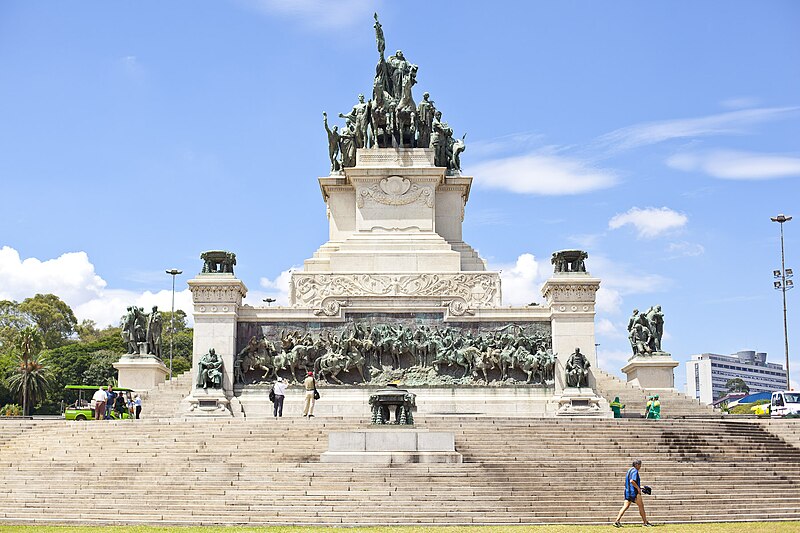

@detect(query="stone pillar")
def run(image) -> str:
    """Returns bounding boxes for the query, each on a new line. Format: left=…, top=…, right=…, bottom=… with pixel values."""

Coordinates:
left=541, top=272, right=601, bottom=391
left=185, top=273, right=247, bottom=414
left=622, top=354, right=679, bottom=390
left=113, top=354, right=169, bottom=391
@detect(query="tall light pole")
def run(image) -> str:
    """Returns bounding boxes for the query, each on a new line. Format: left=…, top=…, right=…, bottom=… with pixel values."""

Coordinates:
left=166, top=268, right=183, bottom=381
left=771, top=214, right=793, bottom=390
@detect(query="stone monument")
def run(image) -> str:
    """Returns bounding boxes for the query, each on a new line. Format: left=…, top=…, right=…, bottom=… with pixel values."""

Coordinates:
left=114, top=305, right=169, bottom=391
left=621, top=305, right=679, bottom=389
left=186, top=15, right=608, bottom=418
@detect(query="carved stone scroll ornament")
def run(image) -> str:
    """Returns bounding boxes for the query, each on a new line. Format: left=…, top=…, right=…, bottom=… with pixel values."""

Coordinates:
left=291, top=273, right=501, bottom=309
left=356, top=176, right=434, bottom=208
left=443, top=298, right=475, bottom=317
left=314, top=299, right=349, bottom=317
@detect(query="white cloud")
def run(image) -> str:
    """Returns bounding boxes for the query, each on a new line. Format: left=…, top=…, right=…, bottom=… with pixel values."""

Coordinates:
left=0, top=246, right=106, bottom=305
left=0, top=246, right=193, bottom=328
left=470, top=153, right=618, bottom=196
left=720, top=97, right=761, bottom=110
left=667, top=241, right=705, bottom=258
left=252, top=267, right=296, bottom=306
left=596, top=287, right=623, bottom=314
left=609, top=207, right=688, bottom=238
left=492, top=253, right=546, bottom=306
left=598, top=106, right=798, bottom=151
left=667, top=150, right=800, bottom=180
left=596, top=318, right=625, bottom=339
left=74, top=289, right=193, bottom=329
left=245, top=0, right=373, bottom=29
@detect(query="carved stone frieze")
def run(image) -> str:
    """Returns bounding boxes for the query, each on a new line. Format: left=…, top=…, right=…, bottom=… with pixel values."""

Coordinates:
left=356, top=176, right=434, bottom=208
left=190, top=284, right=247, bottom=306
left=291, top=272, right=502, bottom=310
left=355, top=148, right=434, bottom=168
left=541, top=279, right=600, bottom=308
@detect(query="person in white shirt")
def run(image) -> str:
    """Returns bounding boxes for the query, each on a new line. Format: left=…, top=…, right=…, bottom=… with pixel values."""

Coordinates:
left=272, top=378, right=288, bottom=418
left=134, top=394, right=142, bottom=419
left=91, top=387, right=107, bottom=420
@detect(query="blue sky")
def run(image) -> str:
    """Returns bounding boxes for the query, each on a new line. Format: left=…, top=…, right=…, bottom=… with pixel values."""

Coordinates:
left=1, top=1, right=799, bottom=390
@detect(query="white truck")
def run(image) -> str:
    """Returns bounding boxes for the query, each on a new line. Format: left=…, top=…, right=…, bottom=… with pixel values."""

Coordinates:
left=770, top=391, right=800, bottom=418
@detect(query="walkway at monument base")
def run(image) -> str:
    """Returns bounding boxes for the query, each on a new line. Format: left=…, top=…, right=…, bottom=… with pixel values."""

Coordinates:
left=0, top=417, right=798, bottom=526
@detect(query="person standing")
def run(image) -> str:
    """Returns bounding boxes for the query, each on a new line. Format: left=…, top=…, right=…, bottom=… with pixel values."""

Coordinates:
left=92, top=386, right=107, bottom=420
left=105, top=386, right=115, bottom=420
left=134, top=394, right=142, bottom=419
left=272, top=377, right=288, bottom=418
left=614, top=459, right=652, bottom=527
left=302, top=371, right=316, bottom=418
left=610, top=396, right=626, bottom=418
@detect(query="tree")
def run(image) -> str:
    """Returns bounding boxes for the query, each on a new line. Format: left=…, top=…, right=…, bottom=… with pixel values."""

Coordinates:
left=0, top=300, right=34, bottom=352
left=19, top=294, right=77, bottom=349
left=726, top=378, right=750, bottom=395
left=6, top=326, right=48, bottom=416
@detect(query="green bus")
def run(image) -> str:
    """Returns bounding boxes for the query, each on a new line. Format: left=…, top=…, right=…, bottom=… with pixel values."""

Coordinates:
left=63, top=385, right=135, bottom=421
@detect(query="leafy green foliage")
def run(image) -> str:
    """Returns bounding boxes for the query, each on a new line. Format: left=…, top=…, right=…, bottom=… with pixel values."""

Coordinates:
left=729, top=399, right=770, bottom=415
left=19, top=294, right=77, bottom=349
left=6, top=352, right=51, bottom=416
left=726, top=378, right=750, bottom=394
left=0, top=403, right=22, bottom=417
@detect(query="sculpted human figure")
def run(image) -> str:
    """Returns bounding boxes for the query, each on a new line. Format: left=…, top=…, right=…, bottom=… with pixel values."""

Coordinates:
left=451, top=133, right=466, bottom=172
left=565, top=347, right=590, bottom=388
left=630, top=324, right=653, bottom=356
left=146, top=305, right=162, bottom=358
left=430, top=111, right=446, bottom=166
left=417, top=92, right=436, bottom=148
left=197, top=348, right=223, bottom=389
left=645, top=305, right=664, bottom=351
left=374, top=12, right=385, bottom=59
left=387, top=50, right=411, bottom=99
left=322, top=112, right=340, bottom=172
left=339, top=122, right=358, bottom=168
left=339, top=94, right=370, bottom=149
left=122, top=306, right=137, bottom=354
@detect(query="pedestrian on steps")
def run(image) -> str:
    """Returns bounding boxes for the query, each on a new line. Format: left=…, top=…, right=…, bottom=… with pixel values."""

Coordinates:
left=610, top=396, right=625, bottom=418
left=134, top=394, right=142, bottom=419
left=272, top=377, right=288, bottom=418
left=614, top=459, right=652, bottom=527
left=302, top=371, right=316, bottom=418
left=92, top=386, right=107, bottom=420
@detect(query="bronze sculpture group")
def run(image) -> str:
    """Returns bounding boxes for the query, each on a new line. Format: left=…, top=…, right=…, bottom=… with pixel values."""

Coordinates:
left=121, top=305, right=162, bottom=358
left=324, top=13, right=466, bottom=173
left=627, top=305, right=665, bottom=356
left=234, top=323, right=555, bottom=386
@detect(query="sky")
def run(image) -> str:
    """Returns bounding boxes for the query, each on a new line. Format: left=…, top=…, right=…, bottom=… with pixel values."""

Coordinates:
left=1, top=1, right=799, bottom=391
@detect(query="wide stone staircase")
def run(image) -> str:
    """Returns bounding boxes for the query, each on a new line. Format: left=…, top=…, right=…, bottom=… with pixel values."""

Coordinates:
left=0, top=416, right=798, bottom=526
left=593, top=368, right=718, bottom=418
left=140, top=370, right=194, bottom=418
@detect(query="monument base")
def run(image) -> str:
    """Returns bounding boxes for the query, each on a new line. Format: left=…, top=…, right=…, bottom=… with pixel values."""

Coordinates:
left=553, top=387, right=611, bottom=417
left=622, top=353, right=679, bottom=389
left=182, top=387, right=232, bottom=417
left=321, top=429, right=463, bottom=464
left=113, top=354, right=169, bottom=392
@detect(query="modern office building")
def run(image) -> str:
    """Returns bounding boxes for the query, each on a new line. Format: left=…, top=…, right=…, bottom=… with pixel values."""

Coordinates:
left=685, top=350, right=787, bottom=405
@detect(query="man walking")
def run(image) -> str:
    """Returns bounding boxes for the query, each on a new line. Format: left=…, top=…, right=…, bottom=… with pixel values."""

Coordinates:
left=614, top=459, right=652, bottom=527
left=272, top=377, right=288, bottom=418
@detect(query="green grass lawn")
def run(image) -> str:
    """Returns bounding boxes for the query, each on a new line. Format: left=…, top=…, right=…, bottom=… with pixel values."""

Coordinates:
left=1, top=524, right=799, bottom=533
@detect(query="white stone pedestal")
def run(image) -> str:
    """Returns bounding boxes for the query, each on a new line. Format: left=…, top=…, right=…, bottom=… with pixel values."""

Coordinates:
left=320, top=429, right=463, bottom=464
left=553, top=387, right=611, bottom=417
left=113, top=354, right=169, bottom=392
left=622, top=353, right=679, bottom=389
left=182, top=387, right=231, bottom=417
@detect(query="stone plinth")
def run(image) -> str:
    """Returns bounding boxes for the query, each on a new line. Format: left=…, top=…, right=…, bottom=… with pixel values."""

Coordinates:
left=188, top=273, right=248, bottom=396
left=182, top=387, right=231, bottom=417
left=541, top=272, right=601, bottom=392
left=321, top=429, right=463, bottom=464
left=622, top=353, right=679, bottom=389
left=113, top=354, right=169, bottom=391
left=553, top=387, right=611, bottom=417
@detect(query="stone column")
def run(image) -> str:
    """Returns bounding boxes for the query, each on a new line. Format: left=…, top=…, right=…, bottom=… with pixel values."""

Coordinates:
left=541, top=272, right=601, bottom=391
left=185, top=273, right=247, bottom=414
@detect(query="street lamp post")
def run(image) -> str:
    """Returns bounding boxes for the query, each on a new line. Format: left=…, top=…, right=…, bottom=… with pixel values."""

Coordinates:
left=771, top=214, right=793, bottom=390
left=165, top=268, right=183, bottom=381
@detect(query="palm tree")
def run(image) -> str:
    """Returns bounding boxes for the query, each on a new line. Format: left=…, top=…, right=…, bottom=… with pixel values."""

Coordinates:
left=6, top=327, right=47, bottom=416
